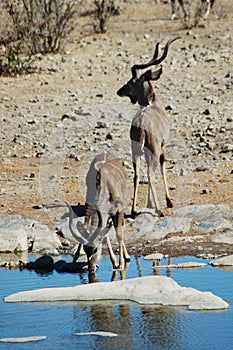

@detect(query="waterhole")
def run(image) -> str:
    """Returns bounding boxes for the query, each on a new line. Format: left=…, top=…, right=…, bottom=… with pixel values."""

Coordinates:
left=1, top=254, right=233, bottom=350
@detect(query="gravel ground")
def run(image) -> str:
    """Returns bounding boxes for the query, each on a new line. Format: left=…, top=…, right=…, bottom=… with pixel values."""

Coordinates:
left=0, top=0, right=232, bottom=257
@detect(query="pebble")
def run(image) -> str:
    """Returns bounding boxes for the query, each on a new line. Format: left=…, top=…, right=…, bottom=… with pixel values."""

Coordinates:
left=221, top=144, right=233, bottom=153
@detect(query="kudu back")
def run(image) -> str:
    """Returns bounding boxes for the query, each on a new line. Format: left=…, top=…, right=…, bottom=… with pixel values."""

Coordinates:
left=67, top=152, right=130, bottom=274
left=117, top=37, right=180, bottom=218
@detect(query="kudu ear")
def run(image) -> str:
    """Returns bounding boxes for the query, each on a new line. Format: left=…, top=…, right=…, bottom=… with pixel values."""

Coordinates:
left=151, top=67, right=163, bottom=80
left=141, top=67, right=163, bottom=81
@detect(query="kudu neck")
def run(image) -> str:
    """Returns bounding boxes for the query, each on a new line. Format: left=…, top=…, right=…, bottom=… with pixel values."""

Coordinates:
left=138, top=81, right=156, bottom=107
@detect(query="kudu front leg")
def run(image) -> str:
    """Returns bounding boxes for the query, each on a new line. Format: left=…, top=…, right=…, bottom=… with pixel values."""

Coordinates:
left=106, top=235, right=130, bottom=271
left=106, top=236, right=119, bottom=269
left=116, top=216, right=130, bottom=270
left=132, top=155, right=140, bottom=218
left=111, top=212, right=130, bottom=270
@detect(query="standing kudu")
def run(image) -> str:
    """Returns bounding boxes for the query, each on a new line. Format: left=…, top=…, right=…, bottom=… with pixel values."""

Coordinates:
left=66, top=152, right=130, bottom=274
left=171, top=0, right=187, bottom=20
left=170, top=0, right=216, bottom=21
left=117, top=37, right=180, bottom=218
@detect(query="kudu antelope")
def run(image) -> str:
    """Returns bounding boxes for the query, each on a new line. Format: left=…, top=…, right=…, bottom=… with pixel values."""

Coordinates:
left=196, top=0, right=216, bottom=20
left=117, top=37, right=180, bottom=218
left=66, top=152, right=130, bottom=274
left=171, top=0, right=187, bottom=20
left=170, top=0, right=215, bottom=20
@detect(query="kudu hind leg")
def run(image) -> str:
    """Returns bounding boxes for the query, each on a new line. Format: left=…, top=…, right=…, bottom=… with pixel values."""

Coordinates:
left=160, top=152, right=173, bottom=208
left=146, top=157, right=164, bottom=217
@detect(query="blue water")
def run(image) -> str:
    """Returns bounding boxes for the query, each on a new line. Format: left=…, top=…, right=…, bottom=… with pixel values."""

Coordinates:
left=1, top=255, right=233, bottom=350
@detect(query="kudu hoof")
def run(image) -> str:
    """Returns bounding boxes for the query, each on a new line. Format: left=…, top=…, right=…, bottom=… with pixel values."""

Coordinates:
left=166, top=198, right=173, bottom=208
left=131, top=210, right=140, bottom=219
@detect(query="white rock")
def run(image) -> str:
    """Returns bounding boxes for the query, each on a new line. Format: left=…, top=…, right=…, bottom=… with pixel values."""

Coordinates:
left=4, top=276, right=229, bottom=311
left=131, top=213, right=190, bottom=239
left=0, top=228, right=28, bottom=252
left=0, top=215, right=61, bottom=253
left=0, top=336, right=47, bottom=343
left=210, top=231, right=233, bottom=245
left=194, top=218, right=232, bottom=233
left=31, top=225, right=61, bottom=252
left=175, top=261, right=207, bottom=268
left=209, top=254, right=233, bottom=266
left=147, top=217, right=191, bottom=239
left=151, top=261, right=207, bottom=269
left=0, top=251, right=28, bottom=268
left=144, top=253, right=164, bottom=261
left=75, top=331, right=117, bottom=337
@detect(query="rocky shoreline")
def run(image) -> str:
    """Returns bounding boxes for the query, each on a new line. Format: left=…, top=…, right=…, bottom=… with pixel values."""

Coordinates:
left=0, top=202, right=232, bottom=269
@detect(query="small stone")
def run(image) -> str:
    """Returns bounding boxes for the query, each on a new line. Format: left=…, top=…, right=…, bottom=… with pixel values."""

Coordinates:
left=199, top=142, right=206, bottom=147
left=106, top=133, right=113, bottom=140
left=202, top=108, right=210, bottom=115
left=144, top=34, right=151, bottom=39
left=194, top=166, right=209, bottom=172
left=32, top=204, right=43, bottom=209
left=144, top=253, right=164, bottom=261
left=165, top=104, right=176, bottom=111
left=221, top=144, right=233, bottom=153
left=96, top=121, right=109, bottom=128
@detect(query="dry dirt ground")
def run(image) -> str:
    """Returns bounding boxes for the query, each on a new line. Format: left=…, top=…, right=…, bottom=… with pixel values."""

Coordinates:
left=0, top=0, right=232, bottom=256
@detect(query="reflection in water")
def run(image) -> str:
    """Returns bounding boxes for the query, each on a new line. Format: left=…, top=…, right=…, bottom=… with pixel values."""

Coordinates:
left=88, top=261, right=130, bottom=283
left=71, top=301, right=185, bottom=349
left=68, top=255, right=188, bottom=349
left=135, top=254, right=174, bottom=278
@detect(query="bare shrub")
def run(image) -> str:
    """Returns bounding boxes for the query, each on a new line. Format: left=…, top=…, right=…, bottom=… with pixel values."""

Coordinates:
left=93, top=0, right=120, bottom=33
left=0, top=0, right=77, bottom=75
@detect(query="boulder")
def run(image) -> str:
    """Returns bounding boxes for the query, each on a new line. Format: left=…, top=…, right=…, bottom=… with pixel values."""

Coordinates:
left=0, top=215, right=61, bottom=254
left=209, top=254, right=233, bottom=266
left=0, top=227, right=28, bottom=252
left=0, top=252, right=28, bottom=268
left=31, top=223, right=61, bottom=253
left=4, top=276, right=229, bottom=311
left=131, top=211, right=191, bottom=240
